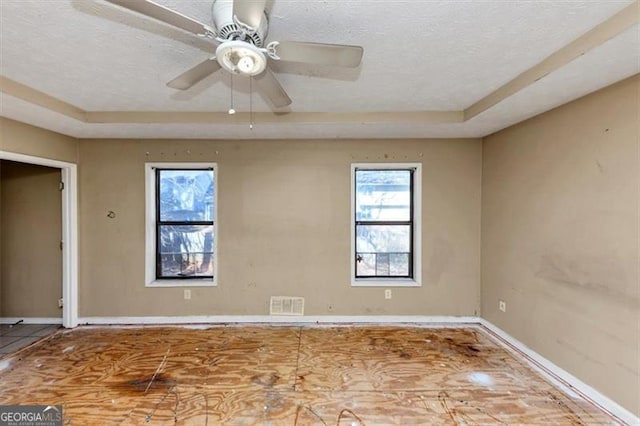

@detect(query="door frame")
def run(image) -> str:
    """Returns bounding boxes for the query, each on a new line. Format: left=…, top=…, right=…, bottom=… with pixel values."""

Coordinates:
left=0, top=151, right=78, bottom=327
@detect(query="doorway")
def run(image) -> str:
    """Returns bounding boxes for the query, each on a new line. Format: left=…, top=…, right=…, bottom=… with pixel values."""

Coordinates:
left=1, top=160, right=62, bottom=321
left=0, top=151, right=77, bottom=328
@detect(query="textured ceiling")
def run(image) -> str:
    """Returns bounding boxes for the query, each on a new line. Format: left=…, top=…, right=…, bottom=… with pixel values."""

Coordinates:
left=0, top=0, right=638, bottom=139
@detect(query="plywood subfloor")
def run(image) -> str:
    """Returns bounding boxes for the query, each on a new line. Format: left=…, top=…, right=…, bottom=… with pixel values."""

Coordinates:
left=0, top=325, right=616, bottom=425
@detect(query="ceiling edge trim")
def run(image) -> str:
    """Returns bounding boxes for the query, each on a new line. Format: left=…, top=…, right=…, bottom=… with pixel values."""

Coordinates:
left=85, top=110, right=463, bottom=124
left=0, top=78, right=462, bottom=124
left=464, top=0, right=640, bottom=121
left=0, top=75, right=86, bottom=122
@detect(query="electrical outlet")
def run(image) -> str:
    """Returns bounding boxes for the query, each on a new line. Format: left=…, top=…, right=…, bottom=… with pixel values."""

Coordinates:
left=58, top=298, right=64, bottom=308
left=499, top=300, right=506, bottom=312
left=385, top=289, right=392, bottom=300
left=184, top=289, right=191, bottom=300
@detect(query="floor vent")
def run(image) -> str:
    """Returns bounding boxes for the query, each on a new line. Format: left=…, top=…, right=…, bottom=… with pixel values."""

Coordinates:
left=270, top=296, right=304, bottom=316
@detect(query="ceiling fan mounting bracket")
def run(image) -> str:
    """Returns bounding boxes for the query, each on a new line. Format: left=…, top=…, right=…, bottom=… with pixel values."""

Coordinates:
left=198, top=28, right=218, bottom=40
left=232, top=14, right=257, bottom=38
left=266, top=41, right=280, bottom=60
left=213, top=0, right=268, bottom=47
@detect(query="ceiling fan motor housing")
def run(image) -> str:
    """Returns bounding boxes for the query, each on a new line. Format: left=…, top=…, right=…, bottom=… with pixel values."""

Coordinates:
left=212, top=0, right=268, bottom=47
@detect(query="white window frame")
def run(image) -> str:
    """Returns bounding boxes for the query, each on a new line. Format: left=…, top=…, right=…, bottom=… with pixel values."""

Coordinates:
left=145, top=162, right=218, bottom=287
left=350, top=163, right=422, bottom=287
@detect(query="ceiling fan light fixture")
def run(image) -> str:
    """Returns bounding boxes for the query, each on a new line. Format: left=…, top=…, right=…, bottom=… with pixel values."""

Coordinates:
left=215, top=40, right=266, bottom=76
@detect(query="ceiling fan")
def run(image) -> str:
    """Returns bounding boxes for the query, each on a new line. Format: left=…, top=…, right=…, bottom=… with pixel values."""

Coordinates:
left=105, top=0, right=364, bottom=108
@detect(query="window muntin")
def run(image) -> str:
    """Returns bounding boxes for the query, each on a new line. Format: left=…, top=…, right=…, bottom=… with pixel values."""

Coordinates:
left=155, top=168, right=215, bottom=280
left=354, top=168, right=414, bottom=279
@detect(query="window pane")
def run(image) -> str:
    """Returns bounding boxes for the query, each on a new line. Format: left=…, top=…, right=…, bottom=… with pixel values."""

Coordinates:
left=356, top=251, right=410, bottom=277
left=356, top=170, right=411, bottom=221
left=356, top=224, right=410, bottom=253
left=159, top=169, right=214, bottom=222
left=158, top=225, right=214, bottom=277
left=356, top=225, right=410, bottom=277
left=389, top=253, right=410, bottom=276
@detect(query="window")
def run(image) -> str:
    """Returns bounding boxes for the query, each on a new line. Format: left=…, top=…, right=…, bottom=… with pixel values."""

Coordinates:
left=145, top=163, right=217, bottom=286
left=351, top=163, right=421, bottom=286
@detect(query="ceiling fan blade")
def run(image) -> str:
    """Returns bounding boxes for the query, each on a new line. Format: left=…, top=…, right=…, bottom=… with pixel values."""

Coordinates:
left=233, top=0, right=267, bottom=30
left=254, top=68, right=291, bottom=108
left=167, top=58, right=221, bottom=90
left=271, top=41, right=363, bottom=67
left=105, top=0, right=215, bottom=37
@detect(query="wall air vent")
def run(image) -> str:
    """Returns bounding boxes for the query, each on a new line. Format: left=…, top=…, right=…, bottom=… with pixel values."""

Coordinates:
left=270, top=296, right=304, bottom=316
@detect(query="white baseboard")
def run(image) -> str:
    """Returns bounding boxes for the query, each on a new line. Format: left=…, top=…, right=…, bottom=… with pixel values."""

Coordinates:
left=0, top=317, right=63, bottom=325
left=77, top=315, right=479, bottom=326
left=479, top=318, right=638, bottom=426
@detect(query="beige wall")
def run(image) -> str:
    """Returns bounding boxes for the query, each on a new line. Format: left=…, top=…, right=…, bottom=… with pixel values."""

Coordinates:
left=0, top=117, right=78, bottom=163
left=78, top=138, right=482, bottom=317
left=481, top=75, right=640, bottom=415
left=0, top=161, right=63, bottom=318
left=0, top=161, right=2, bottom=315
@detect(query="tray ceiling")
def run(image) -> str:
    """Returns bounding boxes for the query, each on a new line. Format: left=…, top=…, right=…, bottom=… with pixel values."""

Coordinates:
left=0, top=0, right=638, bottom=139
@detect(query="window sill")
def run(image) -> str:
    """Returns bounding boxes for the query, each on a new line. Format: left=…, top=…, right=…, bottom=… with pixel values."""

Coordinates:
left=351, top=278, right=421, bottom=287
left=146, top=279, right=216, bottom=288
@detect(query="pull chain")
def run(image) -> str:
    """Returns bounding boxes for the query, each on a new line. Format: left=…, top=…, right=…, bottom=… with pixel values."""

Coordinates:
left=228, top=74, right=236, bottom=115
left=249, top=76, right=254, bottom=130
